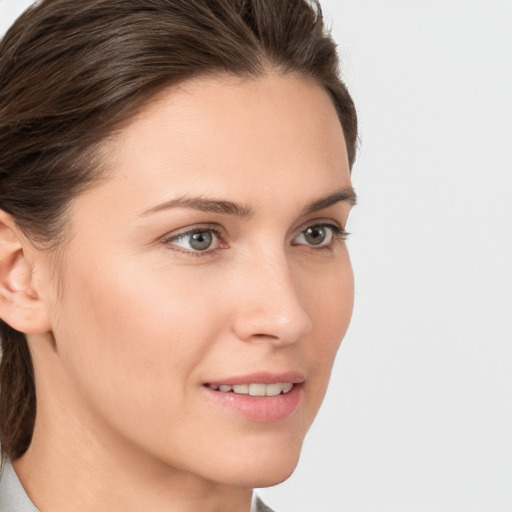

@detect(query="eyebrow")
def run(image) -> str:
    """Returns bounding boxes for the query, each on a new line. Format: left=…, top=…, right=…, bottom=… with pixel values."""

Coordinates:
left=140, top=196, right=253, bottom=217
left=140, top=186, right=357, bottom=218
left=301, top=187, right=357, bottom=214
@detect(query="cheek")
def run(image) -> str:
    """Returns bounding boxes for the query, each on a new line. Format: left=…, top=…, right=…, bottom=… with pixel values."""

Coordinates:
left=300, top=252, right=354, bottom=396
left=50, top=255, right=226, bottom=428
left=303, top=248, right=354, bottom=332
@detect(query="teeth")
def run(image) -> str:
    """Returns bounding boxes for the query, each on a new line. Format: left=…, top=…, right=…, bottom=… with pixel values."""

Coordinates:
left=265, top=383, right=284, bottom=397
left=232, top=384, right=249, bottom=394
left=209, top=382, right=295, bottom=396
left=249, top=383, right=266, bottom=396
left=281, top=383, right=293, bottom=393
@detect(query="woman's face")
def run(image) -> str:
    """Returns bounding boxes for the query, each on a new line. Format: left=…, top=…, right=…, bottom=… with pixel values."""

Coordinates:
left=39, top=73, right=355, bottom=487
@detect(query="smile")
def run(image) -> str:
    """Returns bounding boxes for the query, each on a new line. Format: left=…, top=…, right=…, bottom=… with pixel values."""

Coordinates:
left=206, top=382, right=294, bottom=396
left=203, top=375, right=304, bottom=422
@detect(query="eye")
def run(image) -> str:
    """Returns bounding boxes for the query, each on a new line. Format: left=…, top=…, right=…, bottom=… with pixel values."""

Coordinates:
left=165, top=227, right=224, bottom=254
left=292, top=223, right=345, bottom=247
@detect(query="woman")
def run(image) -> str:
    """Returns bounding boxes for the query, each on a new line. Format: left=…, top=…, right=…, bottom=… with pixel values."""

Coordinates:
left=0, top=0, right=357, bottom=510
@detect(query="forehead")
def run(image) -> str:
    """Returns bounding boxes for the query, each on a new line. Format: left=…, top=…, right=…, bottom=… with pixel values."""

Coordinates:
left=88, top=73, right=351, bottom=215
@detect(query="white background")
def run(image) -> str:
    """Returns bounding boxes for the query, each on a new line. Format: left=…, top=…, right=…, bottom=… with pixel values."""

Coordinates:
left=1, top=1, right=511, bottom=510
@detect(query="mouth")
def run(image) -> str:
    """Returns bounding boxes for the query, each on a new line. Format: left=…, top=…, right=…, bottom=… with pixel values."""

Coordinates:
left=205, top=382, right=294, bottom=397
left=202, top=372, right=304, bottom=422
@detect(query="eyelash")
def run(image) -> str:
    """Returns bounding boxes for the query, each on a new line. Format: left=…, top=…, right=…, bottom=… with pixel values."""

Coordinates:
left=162, top=222, right=349, bottom=257
left=161, top=224, right=225, bottom=257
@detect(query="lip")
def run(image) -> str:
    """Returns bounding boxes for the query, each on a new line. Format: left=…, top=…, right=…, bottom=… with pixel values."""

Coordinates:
left=202, top=371, right=305, bottom=422
left=205, top=371, right=305, bottom=387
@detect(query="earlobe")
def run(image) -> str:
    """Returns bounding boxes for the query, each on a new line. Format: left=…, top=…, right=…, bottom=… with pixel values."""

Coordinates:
left=0, top=210, right=52, bottom=334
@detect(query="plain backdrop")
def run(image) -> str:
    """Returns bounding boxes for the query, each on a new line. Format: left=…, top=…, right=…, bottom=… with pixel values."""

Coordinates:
left=1, top=1, right=511, bottom=511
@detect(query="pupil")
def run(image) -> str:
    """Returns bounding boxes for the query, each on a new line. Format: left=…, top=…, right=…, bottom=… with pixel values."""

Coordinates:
left=305, top=226, right=326, bottom=245
left=190, top=231, right=213, bottom=250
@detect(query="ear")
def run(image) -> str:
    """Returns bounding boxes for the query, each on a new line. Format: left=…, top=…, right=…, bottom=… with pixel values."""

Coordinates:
left=0, top=210, right=52, bottom=334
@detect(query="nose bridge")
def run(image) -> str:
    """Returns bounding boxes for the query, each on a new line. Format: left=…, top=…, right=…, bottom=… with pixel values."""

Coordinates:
left=231, top=246, right=313, bottom=344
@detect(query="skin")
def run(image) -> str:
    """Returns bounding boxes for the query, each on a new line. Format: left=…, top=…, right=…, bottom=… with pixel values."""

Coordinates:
left=1, top=73, right=355, bottom=512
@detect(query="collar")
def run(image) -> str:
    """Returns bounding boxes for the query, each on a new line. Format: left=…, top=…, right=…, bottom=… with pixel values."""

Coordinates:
left=0, top=459, right=39, bottom=512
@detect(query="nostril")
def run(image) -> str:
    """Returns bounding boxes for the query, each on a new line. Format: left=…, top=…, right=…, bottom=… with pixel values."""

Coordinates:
left=252, top=333, right=280, bottom=340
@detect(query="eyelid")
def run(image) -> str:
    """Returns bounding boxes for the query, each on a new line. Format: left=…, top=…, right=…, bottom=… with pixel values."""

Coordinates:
left=291, top=219, right=349, bottom=247
left=161, top=223, right=226, bottom=256
left=293, top=219, right=346, bottom=237
left=163, top=222, right=222, bottom=238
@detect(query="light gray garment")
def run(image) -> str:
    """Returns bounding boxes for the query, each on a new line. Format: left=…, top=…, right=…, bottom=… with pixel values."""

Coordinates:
left=252, top=495, right=278, bottom=512
left=0, top=460, right=38, bottom=512
left=0, top=459, right=276, bottom=512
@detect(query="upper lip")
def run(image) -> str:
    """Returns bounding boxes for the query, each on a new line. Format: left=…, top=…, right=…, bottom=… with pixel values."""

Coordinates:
left=205, top=371, right=305, bottom=387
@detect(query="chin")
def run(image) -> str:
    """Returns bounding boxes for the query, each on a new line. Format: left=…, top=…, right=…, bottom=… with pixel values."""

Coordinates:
left=246, top=465, right=298, bottom=488
left=220, top=443, right=303, bottom=488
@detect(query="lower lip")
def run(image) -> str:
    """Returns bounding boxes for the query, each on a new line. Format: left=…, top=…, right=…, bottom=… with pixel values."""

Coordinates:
left=203, top=384, right=303, bottom=422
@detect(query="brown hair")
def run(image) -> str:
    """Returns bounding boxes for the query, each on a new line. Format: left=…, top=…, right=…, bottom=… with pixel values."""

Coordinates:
left=0, top=0, right=357, bottom=461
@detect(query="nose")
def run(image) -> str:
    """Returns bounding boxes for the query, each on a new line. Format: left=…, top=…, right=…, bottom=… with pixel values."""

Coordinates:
left=230, top=252, right=313, bottom=346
